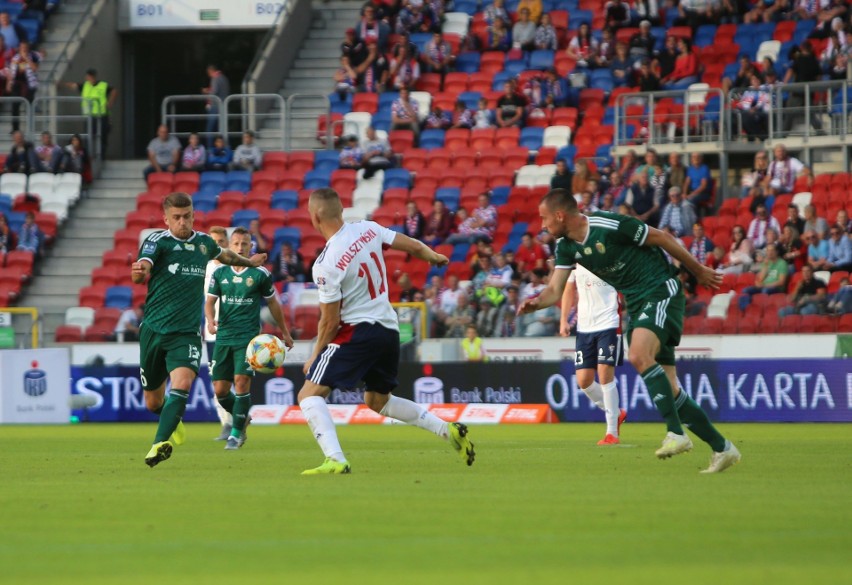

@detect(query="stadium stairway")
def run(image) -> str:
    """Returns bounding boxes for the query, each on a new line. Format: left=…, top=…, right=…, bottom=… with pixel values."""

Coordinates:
left=21, top=160, right=146, bottom=344
left=258, top=0, right=362, bottom=151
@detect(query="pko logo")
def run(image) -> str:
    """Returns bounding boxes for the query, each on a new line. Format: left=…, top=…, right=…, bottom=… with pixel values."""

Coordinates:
left=23, top=360, right=47, bottom=397
left=414, top=376, right=445, bottom=404
left=265, top=377, right=294, bottom=406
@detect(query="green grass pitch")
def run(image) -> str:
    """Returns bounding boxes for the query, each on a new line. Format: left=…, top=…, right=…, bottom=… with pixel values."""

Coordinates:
left=1, top=423, right=850, bottom=585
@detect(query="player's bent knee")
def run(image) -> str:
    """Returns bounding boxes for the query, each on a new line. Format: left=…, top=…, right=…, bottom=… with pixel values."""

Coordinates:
left=575, top=369, right=595, bottom=389
left=234, top=376, right=251, bottom=395
left=170, top=367, right=196, bottom=390
left=298, top=380, right=330, bottom=402
left=364, top=391, right=389, bottom=413
left=212, top=381, right=231, bottom=398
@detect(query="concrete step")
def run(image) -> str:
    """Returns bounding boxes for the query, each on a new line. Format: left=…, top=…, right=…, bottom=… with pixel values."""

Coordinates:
left=288, top=67, right=339, bottom=79
left=28, top=277, right=92, bottom=295
left=293, top=58, right=341, bottom=69
left=51, top=244, right=114, bottom=257
left=74, top=207, right=134, bottom=220
left=284, top=78, right=334, bottom=91
left=308, top=29, right=350, bottom=39
left=39, top=263, right=100, bottom=277
left=309, top=39, right=347, bottom=51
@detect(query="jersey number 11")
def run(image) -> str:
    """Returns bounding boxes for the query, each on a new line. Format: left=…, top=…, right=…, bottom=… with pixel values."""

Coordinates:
left=358, top=251, right=387, bottom=300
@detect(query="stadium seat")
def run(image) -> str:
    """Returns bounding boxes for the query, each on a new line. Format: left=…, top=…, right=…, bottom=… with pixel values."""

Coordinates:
left=55, top=325, right=84, bottom=343
left=105, top=286, right=133, bottom=309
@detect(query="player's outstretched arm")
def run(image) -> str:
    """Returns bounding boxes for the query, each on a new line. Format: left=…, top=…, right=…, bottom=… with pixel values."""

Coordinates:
left=130, top=260, right=151, bottom=284
left=204, top=295, right=218, bottom=335
left=645, top=227, right=722, bottom=289
left=303, top=300, right=342, bottom=375
left=218, top=249, right=268, bottom=268
left=266, top=297, right=295, bottom=349
left=518, top=267, right=571, bottom=315
left=389, top=233, right=449, bottom=266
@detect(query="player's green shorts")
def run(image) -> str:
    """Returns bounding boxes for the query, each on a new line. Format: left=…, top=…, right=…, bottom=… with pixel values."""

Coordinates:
left=139, top=323, right=202, bottom=391
left=625, top=288, right=685, bottom=366
left=211, top=339, right=255, bottom=381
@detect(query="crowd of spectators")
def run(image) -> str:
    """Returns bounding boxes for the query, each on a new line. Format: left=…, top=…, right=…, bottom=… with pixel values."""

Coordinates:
left=143, top=125, right=263, bottom=179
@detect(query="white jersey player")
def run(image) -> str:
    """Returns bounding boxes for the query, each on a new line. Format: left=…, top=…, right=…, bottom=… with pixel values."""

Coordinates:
left=560, top=264, right=627, bottom=444
left=204, top=226, right=233, bottom=439
left=296, top=188, right=475, bottom=475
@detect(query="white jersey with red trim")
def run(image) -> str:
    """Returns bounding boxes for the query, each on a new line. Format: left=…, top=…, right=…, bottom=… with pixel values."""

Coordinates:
left=313, top=221, right=400, bottom=332
left=568, top=264, right=621, bottom=333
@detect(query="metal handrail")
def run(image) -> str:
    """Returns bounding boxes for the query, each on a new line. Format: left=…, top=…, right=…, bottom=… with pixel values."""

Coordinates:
left=285, top=93, right=331, bottom=151
left=161, top=95, right=224, bottom=141
left=763, top=79, right=849, bottom=141
left=42, top=0, right=105, bottom=89
left=31, top=95, right=95, bottom=156
left=223, top=93, right=287, bottom=151
left=0, top=96, right=32, bottom=138
left=242, top=0, right=294, bottom=95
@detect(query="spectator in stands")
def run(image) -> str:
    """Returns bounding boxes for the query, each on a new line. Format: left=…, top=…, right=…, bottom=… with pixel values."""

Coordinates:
left=247, top=219, right=268, bottom=253
left=766, top=146, right=809, bottom=196
left=744, top=0, right=786, bottom=23
left=658, top=187, right=697, bottom=238
left=0, top=12, right=26, bottom=50
left=473, top=97, right=495, bottom=128
left=205, top=135, right=232, bottom=171
left=485, top=252, right=513, bottom=290
left=447, top=192, right=498, bottom=244
left=338, top=134, right=363, bottom=171
left=487, top=17, right=512, bottom=52
left=8, top=40, right=41, bottom=133
left=737, top=73, right=771, bottom=141
left=494, top=284, right=520, bottom=337
left=689, top=222, right=715, bottom=266
left=396, top=1, right=431, bottom=35
left=783, top=42, right=824, bottom=132
left=201, top=64, right=230, bottom=147
left=389, top=43, right=420, bottom=90
left=602, top=170, right=626, bottom=205
left=778, top=266, right=828, bottom=317
left=629, top=20, right=656, bottom=60
left=719, top=225, right=754, bottom=274
left=661, top=153, right=683, bottom=193
left=181, top=132, right=206, bottom=172
left=661, top=38, right=698, bottom=87
left=4, top=129, right=36, bottom=174
left=424, top=104, right=452, bottom=129
left=784, top=204, right=805, bottom=235
left=231, top=131, right=262, bottom=171
left=723, top=55, right=758, bottom=97
left=512, top=8, right=537, bottom=51
left=518, top=0, right=543, bottom=23
left=827, top=277, right=852, bottom=314
left=741, top=151, right=769, bottom=196
left=62, top=68, right=118, bottom=157
left=272, top=242, right=305, bottom=283
left=0, top=36, right=12, bottom=96
left=806, top=229, right=830, bottom=270
left=143, top=125, right=181, bottom=179
left=754, top=227, right=781, bottom=263
left=361, top=125, right=393, bottom=179
left=391, top=87, right=420, bottom=138
left=605, top=0, right=632, bottom=28
left=835, top=209, right=852, bottom=234
left=825, top=226, right=852, bottom=271
left=484, top=0, right=509, bottom=25
left=747, top=203, right=782, bottom=249
left=359, top=40, right=390, bottom=92
left=333, top=56, right=358, bottom=97
left=401, top=201, right=425, bottom=241
left=34, top=130, right=62, bottom=173
left=655, top=34, right=678, bottom=79
left=16, top=211, right=40, bottom=255
left=397, top=273, right=421, bottom=302
left=461, top=324, right=487, bottom=358
left=677, top=0, right=721, bottom=28
left=61, top=134, right=91, bottom=183
left=610, top=42, right=635, bottom=88
left=779, top=224, right=806, bottom=273
left=443, top=294, right=475, bottom=338
left=521, top=298, right=559, bottom=337
left=421, top=31, right=455, bottom=80
left=22, top=1, right=49, bottom=21
left=625, top=171, right=661, bottom=225
left=534, top=13, right=558, bottom=51
left=340, top=27, right=367, bottom=79
left=355, top=4, right=390, bottom=51
left=450, top=99, right=474, bottom=129
left=571, top=160, right=595, bottom=197
left=683, top=152, right=711, bottom=207
left=594, top=27, right=616, bottom=68
left=825, top=30, right=849, bottom=80
left=551, top=159, right=573, bottom=190
left=635, top=57, right=661, bottom=92
left=422, top=200, right=453, bottom=246
left=112, top=305, right=144, bottom=342
left=515, top=232, right=547, bottom=276
left=739, top=243, right=788, bottom=309
left=434, top=274, right=463, bottom=319
left=618, top=149, right=640, bottom=182
left=803, top=203, right=829, bottom=239
left=634, top=1, right=662, bottom=25
left=566, top=22, right=598, bottom=69
left=0, top=212, right=17, bottom=252
left=496, top=82, right=526, bottom=128
left=475, top=295, right=501, bottom=338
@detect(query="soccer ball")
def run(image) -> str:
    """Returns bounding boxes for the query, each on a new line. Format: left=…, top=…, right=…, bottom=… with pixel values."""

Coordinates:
left=245, top=334, right=286, bottom=373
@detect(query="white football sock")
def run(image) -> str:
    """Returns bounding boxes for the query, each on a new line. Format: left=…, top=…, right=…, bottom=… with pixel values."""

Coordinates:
left=581, top=381, right=606, bottom=410
left=380, top=395, right=449, bottom=439
left=602, top=380, right=620, bottom=436
left=299, top=396, right=346, bottom=462
left=214, top=396, right=233, bottom=426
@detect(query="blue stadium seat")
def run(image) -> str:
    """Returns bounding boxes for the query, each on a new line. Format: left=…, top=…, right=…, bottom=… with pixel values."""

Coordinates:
left=427, top=265, right=448, bottom=279
left=694, top=25, right=716, bottom=48
left=328, top=92, right=352, bottom=116
left=435, top=187, right=460, bottom=211
left=603, top=106, right=616, bottom=126
left=490, top=186, right=511, bottom=206
left=454, top=0, right=479, bottom=15
left=450, top=244, right=470, bottom=263
left=458, top=91, right=481, bottom=109
left=197, top=182, right=223, bottom=196
left=492, top=71, right=515, bottom=90
left=410, top=32, right=432, bottom=53
left=556, top=145, right=576, bottom=166
left=553, top=0, right=579, bottom=9
left=568, top=10, right=592, bottom=29
left=224, top=170, right=251, bottom=193
left=17, top=18, right=41, bottom=43
left=273, top=227, right=301, bottom=250
left=105, top=286, right=133, bottom=309
left=379, top=92, right=400, bottom=109
left=455, top=52, right=481, bottom=73
left=192, top=192, right=218, bottom=212
left=505, top=0, right=521, bottom=12
left=529, top=50, right=554, bottom=70
left=419, top=129, right=446, bottom=150
left=270, top=190, right=298, bottom=211
left=509, top=223, right=529, bottom=238
left=314, top=150, right=340, bottom=173
left=589, top=70, right=614, bottom=92
left=304, top=170, right=331, bottom=190
left=200, top=171, right=225, bottom=187
left=503, top=59, right=527, bottom=76
left=0, top=194, right=11, bottom=214
left=596, top=144, right=613, bottom=165
left=231, top=209, right=260, bottom=228
left=371, top=110, right=392, bottom=132
left=383, top=169, right=412, bottom=189
left=388, top=224, right=404, bottom=233
left=519, top=127, right=544, bottom=150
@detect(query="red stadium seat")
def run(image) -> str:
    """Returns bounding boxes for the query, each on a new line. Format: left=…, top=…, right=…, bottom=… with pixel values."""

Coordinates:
left=55, top=325, right=84, bottom=343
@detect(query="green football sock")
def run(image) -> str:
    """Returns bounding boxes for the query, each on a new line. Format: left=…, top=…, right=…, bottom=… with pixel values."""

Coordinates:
left=675, top=391, right=727, bottom=452
left=152, top=404, right=163, bottom=415
left=217, top=392, right=236, bottom=414
left=153, top=389, right=189, bottom=443
left=231, top=393, right=251, bottom=436
left=641, top=365, right=684, bottom=435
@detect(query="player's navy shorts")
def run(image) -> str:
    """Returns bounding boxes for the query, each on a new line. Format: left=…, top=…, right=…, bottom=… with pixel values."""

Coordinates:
left=306, top=322, right=400, bottom=393
left=574, top=328, right=624, bottom=370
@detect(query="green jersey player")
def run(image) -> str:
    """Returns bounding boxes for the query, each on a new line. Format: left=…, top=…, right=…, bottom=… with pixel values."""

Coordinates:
left=205, top=227, right=294, bottom=450
left=131, top=193, right=268, bottom=468
left=519, top=189, right=741, bottom=473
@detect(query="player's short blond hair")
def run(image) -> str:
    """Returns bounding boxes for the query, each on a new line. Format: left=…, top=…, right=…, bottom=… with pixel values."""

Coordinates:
left=163, top=192, right=192, bottom=211
left=209, top=226, right=227, bottom=237
left=309, top=188, right=343, bottom=221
